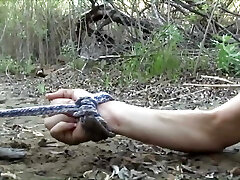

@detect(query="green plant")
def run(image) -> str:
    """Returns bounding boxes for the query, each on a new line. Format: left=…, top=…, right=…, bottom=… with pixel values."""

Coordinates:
left=0, top=55, right=36, bottom=75
left=150, top=50, right=180, bottom=78
left=0, top=56, right=20, bottom=74
left=122, top=24, right=183, bottom=82
left=61, top=43, right=77, bottom=60
left=102, top=72, right=111, bottom=88
left=19, top=58, right=36, bottom=75
left=37, top=83, right=46, bottom=94
left=61, top=43, right=86, bottom=70
left=215, top=35, right=240, bottom=75
left=0, top=0, right=85, bottom=65
left=68, top=58, right=86, bottom=70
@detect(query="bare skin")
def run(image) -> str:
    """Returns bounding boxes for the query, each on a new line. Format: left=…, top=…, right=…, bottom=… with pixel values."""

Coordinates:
left=44, top=89, right=240, bottom=153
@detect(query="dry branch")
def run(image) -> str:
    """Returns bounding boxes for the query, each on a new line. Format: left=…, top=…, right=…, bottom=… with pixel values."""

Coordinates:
left=171, top=0, right=240, bottom=42
left=219, top=7, right=240, bottom=17
left=193, top=1, right=218, bottom=75
left=201, top=75, right=235, bottom=84
left=79, top=54, right=141, bottom=61
left=183, top=83, right=240, bottom=88
left=75, top=3, right=156, bottom=53
left=74, top=0, right=239, bottom=58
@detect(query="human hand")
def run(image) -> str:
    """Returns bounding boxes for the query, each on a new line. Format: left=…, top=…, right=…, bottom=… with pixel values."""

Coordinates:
left=44, top=89, right=94, bottom=145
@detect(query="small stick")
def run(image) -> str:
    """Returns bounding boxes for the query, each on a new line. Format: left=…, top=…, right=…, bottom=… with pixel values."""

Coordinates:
left=201, top=75, right=235, bottom=84
left=193, top=1, right=218, bottom=75
left=183, top=83, right=240, bottom=88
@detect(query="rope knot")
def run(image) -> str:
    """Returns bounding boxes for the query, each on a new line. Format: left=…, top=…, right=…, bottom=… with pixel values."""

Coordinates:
left=73, top=92, right=115, bottom=142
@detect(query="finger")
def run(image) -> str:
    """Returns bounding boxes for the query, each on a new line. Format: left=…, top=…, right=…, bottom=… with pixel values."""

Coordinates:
left=50, top=122, right=88, bottom=145
left=44, top=114, right=77, bottom=130
left=50, top=121, right=77, bottom=144
left=50, top=98, right=75, bottom=105
left=71, top=123, right=89, bottom=143
left=72, top=89, right=93, bottom=100
left=46, top=89, right=74, bottom=100
left=46, top=89, right=92, bottom=101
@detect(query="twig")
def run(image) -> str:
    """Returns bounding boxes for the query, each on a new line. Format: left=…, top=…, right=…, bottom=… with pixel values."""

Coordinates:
left=215, top=20, right=240, bottom=42
left=152, top=0, right=165, bottom=25
left=89, top=0, right=96, bottom=8
left=201, top=75, right=234, bottom=84
left=193, top=1, right=218, bottom=75
left=219, top=7, right=240, bottom=17
left=173, top=0, right=240, bottom=42
left=167, top=0, right=170, bottom=24
left=5, top=63, right=14, bottom=82
left=0, top=23, right=7, bottom=43
left=173, top=0, right=207, bottom=18
left=183, top=83, right=240, bottom=88
left=78, top=54, right=141, bottom=61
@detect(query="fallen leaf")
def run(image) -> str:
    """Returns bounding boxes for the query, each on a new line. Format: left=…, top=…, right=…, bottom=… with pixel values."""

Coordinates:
left=230, top=167, right=240, bottom=177
left=181, top=164, right=197, bottom=174
left=1, top=171, right=18, bottom=179
left=83, top=170, right=110, bottom=180
left=32, top=130, right=44, bottom=137
left=110, top=165, right=119, bottom=178
left=118, top=167, right=130, bottom=179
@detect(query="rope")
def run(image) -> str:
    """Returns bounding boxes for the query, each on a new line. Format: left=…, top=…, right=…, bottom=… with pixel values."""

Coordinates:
left=0, top=92, right=115, bottom=141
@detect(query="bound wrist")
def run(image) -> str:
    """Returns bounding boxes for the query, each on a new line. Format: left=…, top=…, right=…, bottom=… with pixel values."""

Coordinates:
left=97, top=101, right=125, bottom=134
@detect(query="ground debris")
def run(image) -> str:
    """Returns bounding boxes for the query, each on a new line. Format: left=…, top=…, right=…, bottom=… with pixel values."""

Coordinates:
left=0, top=147, right=26, bottom=160
left=0, top=70, right=239, bottom=179
left=230, top=167, right=240, bottom=177
left=0, top=171, right=18, bottom=179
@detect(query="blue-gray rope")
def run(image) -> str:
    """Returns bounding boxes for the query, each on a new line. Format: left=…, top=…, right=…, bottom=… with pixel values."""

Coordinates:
left=0, top=92, right=115, bottom=142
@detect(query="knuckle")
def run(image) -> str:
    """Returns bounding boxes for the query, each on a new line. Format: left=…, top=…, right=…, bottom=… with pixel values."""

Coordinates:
left=50, top=130, right=61, bottom=141
left=57, top=88, right=70, bottom=94
left=43, top=118, right=51, bottom=129
left=58, top=88, right=66, bottom=92
left=49, top=129, right=56, bottom=137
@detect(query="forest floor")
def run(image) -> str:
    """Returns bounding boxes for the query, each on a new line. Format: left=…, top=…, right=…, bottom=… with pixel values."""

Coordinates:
left=0, top=66, right=240, bottom=180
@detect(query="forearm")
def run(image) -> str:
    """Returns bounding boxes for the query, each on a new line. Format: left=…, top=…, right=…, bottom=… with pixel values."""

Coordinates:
left=211, top=93, right=240, bottom=148
left=98, top=101, right=222, bottom=152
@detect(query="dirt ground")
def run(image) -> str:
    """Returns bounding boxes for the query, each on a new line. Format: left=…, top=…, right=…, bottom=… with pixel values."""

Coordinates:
left=0, top=69, right=240, bottom=180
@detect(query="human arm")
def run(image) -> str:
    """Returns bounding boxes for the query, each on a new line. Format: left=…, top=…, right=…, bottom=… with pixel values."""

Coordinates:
left=44, top=89, right=240, bottom=152
left=98, top=101, right=222, bottom=152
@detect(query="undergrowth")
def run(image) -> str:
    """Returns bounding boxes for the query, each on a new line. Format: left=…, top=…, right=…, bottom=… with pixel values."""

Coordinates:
left=0, top=56, right=35, bottom=75
left=215, top=35, right=240, bottom=76
left=121, top=25, right=183, bottom=83
left=80, top=25, right=215, bottom=87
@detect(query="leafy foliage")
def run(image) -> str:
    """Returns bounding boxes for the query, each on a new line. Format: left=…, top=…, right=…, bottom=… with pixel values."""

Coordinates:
left=215, top=35, right=240, bottom=76
left=37, top=82, right=46, bottom=94
left=0, top=0, right=85, bottom=66
left=0, top=56, right=35, bottom=75
left=0, top=0, right=240, bottom=79
left=122, top=25, right=182, bottom=82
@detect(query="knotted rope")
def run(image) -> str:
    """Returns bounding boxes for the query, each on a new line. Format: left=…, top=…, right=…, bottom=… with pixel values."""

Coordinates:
left=0, top=92, right=115, bottom=141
